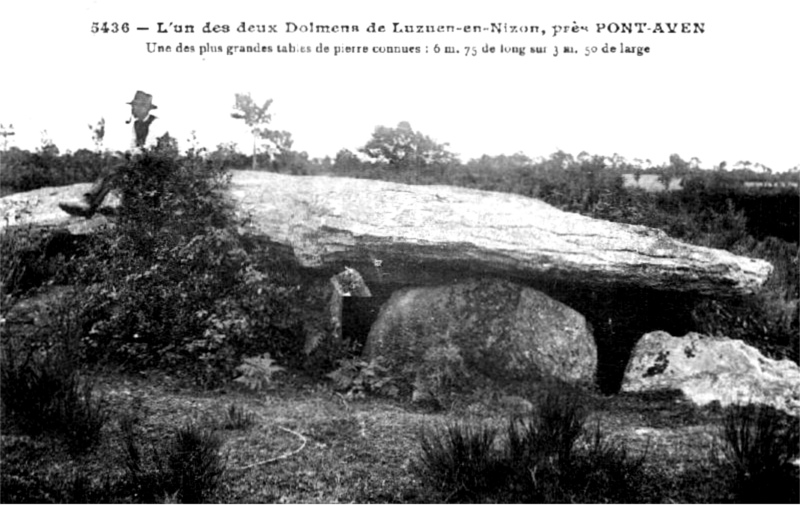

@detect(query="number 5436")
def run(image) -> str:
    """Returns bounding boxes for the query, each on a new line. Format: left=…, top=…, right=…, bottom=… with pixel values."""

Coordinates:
left=91, top=22, right=130, bottom=33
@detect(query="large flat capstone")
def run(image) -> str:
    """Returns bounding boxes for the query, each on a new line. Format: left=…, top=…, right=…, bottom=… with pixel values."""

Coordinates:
left=229, top=171, right=770, bottom=297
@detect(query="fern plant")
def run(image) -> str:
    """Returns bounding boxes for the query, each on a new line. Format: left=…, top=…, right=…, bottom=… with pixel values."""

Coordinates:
left=326, top=357, right=398, bottom=398
left=233, top=353, right=285, bottom=391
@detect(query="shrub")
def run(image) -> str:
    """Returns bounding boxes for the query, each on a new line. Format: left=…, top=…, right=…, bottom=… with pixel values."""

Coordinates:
left=566, top=421, right=649, bottom=503
left=326, top=357, right=399, bottom=399
left=113, top=148, right=235, bottom=255
left=219, top=403, right=256, bottom=431
left=119, top=413, right=157, bottom=501
left=165, top=424, right=226, bottom=503
left=234, top=352, right=286, bottom=392
left=531, top=387, right=589, bottom=466
left=121, top=419, right=226, bottom=503
left=720, top=404, right=800, bottom=503
left=416, top=421, right=501, bottom=501
left=693, top=294, right=799, bottom=364
left=503, top=390, right=649, bottom=503
left=76, top=149, right=306, bottom=385
left=0, top=225, right=38, bottom=299
left=80, top=228, right=253, bottom=378
left=414, top=387, right=651, bottom=503
left=501, top=388, right=589, bottom=501
left=693, top=234, right=799, bottom=364
left=0, top=225, right=83, bottom=301
left=0, top=146, right=105, bottom=193
left=0, top=349, right=108, bottom=454
left=0, top=296, right=107, bottom=455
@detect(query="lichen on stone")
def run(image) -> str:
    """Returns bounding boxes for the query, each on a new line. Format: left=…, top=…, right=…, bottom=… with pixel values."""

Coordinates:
left=644, top=350, right=670, bottom=377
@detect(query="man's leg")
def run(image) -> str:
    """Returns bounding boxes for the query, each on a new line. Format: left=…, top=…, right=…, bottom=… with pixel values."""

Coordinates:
left=59, top=163, right=121, bottom=217
left=85, top=173, right=114, bottom=213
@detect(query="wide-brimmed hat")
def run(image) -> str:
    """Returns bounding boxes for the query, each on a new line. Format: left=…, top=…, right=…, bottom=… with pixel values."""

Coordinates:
left=127, top=90, right=157, bottom=110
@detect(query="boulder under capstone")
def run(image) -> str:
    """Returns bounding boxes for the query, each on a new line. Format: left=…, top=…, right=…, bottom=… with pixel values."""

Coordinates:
left=363, top=279, right=598, bottom=402
left=622, top=331, right=800, bottom=417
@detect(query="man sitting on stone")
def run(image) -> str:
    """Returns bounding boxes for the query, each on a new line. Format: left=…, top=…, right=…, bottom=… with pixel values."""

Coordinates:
left=59, top=90, right=167, bottom=218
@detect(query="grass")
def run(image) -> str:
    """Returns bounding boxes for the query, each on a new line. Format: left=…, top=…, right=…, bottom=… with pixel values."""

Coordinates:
left=416, top=421, right=500, bottom=501
left=119, top=420, right=226, bottom=503
left=1, top=316, right=108, bottom=456
left=565, top=421, right=650, bottom=503
left=219, top=403, right=257, bottom=431
left=4, top=369, right=794, bottom=503
left=1, top=284, right=796, bottom=503
left=720, top=403, right=800, bottom=503
left=414, top=388, right=651, bottom=503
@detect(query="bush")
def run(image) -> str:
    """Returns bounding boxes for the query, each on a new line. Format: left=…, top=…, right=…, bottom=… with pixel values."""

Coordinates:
left=506, top=390, right=648, bottom=503
left=416, top=421, right=501, bottom=501
left=121, top=418, right=226, bottom=503
left=0, top=296, right=107, bottom=455
left=234, top=352, right=286, bottom=392
left=0, top=346, right=107, bottom=454
left=0, top=225, right=41, bottom=298
left=501, top=388, right=589, bottom=501
left=219, top=403, right=256, bottom=431
left=693, top=294, right=799, bottom=364
left=531, top=387, right=589, bottom=466
left=720, top=404, right=800, bottom=503
left=0, top=225, right=84, bottom=301
left=165, top=425, right=226, bottom=503
left=692, top=234, right=799, bottom=364
left=79, top=227, right=251, bottom=376
left=0, top=146, right=105, bottom=193
left=76, top=149, right=306, bottom=385
left=566, top=422, right=649, bottom=503
left=326, top=357, right=399, bottom=399
left=113, top=148, right=235, bottom=256
left=414, top=387, right=650, bottom=503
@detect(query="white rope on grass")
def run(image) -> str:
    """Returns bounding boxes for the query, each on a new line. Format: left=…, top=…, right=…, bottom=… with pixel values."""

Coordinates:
left=226, top=426, right=308, bottom=472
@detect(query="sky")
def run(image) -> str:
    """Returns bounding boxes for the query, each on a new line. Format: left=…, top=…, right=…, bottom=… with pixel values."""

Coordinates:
left=1, top=1, right=798, bottom=171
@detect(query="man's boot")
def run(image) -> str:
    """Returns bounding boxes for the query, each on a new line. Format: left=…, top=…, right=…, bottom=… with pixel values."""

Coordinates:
left=58, top=201, right=96, bottom=218
left=59, top=191, right=100, bottom=218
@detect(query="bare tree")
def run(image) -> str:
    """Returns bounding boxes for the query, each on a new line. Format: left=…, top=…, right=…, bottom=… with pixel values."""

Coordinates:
left=0, top=123, right=15, bottom=169
left=88, top=118, right=105, bottom=152
left=231, top=93, right=274, bottom=170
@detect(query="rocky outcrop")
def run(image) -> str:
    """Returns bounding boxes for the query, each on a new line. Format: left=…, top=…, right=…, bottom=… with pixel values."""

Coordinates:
left=363, top=279, right=597, bottom=401
left=621, top=331, right=800, bottom=417
left=0, top=183, right=117, bottom=235
left=1, top=171, right=772, bottom=297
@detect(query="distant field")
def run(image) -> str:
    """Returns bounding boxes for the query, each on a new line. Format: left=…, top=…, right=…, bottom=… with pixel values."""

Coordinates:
left=622, top=174, right=683, bottom=192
